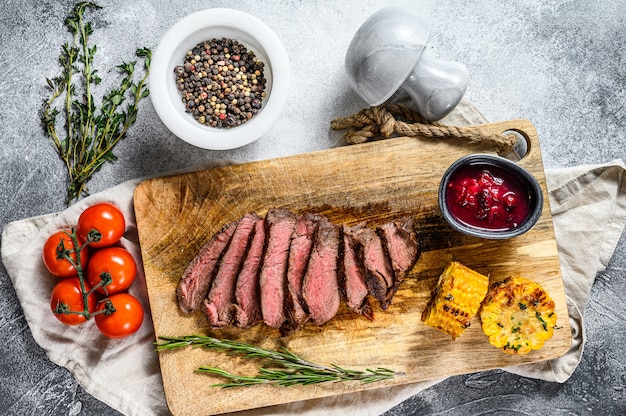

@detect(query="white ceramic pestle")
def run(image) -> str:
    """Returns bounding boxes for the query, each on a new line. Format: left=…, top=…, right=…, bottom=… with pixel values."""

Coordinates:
left=345, top=7, right=470, bottom=122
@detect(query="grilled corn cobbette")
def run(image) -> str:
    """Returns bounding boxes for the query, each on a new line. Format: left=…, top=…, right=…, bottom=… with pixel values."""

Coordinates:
left=421, top=261, right=489, bottom=339
left=479, top=276, right=557, bottom=355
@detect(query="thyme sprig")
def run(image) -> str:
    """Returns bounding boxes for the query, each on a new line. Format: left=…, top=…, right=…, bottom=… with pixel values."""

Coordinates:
left=156, top=335, right=403, bottom=388
left=41, top=1, right=151, bottom=205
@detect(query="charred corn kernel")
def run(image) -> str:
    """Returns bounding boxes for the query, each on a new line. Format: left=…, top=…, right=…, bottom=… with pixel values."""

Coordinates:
left=479, top=276, right=557, bottom=355
left=421, top=261, right=489, bottom=339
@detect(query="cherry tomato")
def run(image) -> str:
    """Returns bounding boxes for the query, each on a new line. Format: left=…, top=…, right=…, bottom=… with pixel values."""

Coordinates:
left=87, top=247, right=137, bottom=295
left=95, top=293, right=144, bottom=338
left=43, top=230, right=89, bottom=278
left=78, top=202, right=126, bottom=248
left=50, top=277, right=96, bottom=325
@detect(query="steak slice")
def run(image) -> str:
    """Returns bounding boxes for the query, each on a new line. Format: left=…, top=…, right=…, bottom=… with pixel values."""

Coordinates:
left=302, top=216, right=341, bottom=326
left=282, top=213, right=321, bottom=334
left=176, top=220, right=238, bottom=314
left=233, top=215, right=266, bottom=328
left=203, top=213, right=259, bottom=327
left=342, top=225, right=373, bottom=319
left=259, top=208, right=297, bottom=329
left=378, top=217, right=419, bottom=276
left=345, top=222, right=395, bottom=310
left=378, top=217, right=420, bottom=304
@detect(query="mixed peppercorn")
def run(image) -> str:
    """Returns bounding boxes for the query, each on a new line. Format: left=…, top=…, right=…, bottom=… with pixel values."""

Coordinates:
left=174, top=38, right=267, bottom=128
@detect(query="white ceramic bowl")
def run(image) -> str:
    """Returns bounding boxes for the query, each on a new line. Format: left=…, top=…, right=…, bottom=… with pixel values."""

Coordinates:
left=150, top=8, right=290, bottom=150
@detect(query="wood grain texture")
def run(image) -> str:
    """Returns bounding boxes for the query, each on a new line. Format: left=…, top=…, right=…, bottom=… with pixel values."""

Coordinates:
left=133, top=119, right=571, bottom=416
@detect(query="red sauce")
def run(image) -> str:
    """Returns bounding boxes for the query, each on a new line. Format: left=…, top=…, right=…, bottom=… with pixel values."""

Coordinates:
left=445, top=164, right=531, bottom=231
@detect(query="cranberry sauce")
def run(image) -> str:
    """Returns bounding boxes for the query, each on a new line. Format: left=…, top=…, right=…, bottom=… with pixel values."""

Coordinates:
left=445, top=163, right=532, bottom=231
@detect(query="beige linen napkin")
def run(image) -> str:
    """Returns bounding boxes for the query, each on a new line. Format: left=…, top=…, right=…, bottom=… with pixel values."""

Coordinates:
left=3, top=108, right=626, bottom=415
left=4, top=159, right=625, bottom=416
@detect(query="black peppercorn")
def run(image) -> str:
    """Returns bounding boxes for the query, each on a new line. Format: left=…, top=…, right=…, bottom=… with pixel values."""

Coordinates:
left=173, top=37, right=267, bottom=129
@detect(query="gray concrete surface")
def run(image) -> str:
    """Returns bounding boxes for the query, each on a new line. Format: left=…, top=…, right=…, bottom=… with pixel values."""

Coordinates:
left=1, top=0, right=625, bottom=415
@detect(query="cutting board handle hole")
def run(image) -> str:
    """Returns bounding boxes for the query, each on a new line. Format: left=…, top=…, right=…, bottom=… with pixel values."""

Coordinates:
left=500, top=129, right=530, bottom=161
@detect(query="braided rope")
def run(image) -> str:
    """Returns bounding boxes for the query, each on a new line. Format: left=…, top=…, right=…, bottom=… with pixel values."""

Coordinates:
left=330, top=105, right=517, bottom=152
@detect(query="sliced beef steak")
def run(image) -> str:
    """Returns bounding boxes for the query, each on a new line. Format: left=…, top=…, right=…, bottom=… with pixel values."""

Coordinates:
left=203, top=213, right=259, bottom=327
left=176, top=220, right=238, bottom=314
left=282, top=213, right=321, bottom=334
left=259, top=208, right=297, bottom=329
left=233, top=215, right=266, bottom=328
left=342, top=225, right=373, bottom=318
left=302, top=217, right=341, bottom=326
left=180, top=207, right=420, bottom=331
left=345, top=222, right=395, bottom=310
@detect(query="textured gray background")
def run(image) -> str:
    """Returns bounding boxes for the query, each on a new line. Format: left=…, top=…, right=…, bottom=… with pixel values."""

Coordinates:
left=1, top=0, right=625, bottom=415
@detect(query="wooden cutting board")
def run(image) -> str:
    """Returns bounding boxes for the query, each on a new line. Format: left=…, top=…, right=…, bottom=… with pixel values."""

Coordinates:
left=134, top=119, right=571, bottom=416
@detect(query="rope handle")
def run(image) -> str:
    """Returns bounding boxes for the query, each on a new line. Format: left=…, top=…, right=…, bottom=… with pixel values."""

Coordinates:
left=330, top=104, right=517, bottom=153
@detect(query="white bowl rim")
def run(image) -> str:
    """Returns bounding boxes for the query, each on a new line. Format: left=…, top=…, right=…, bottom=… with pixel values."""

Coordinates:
left=149, top=8, right=290, bottom=150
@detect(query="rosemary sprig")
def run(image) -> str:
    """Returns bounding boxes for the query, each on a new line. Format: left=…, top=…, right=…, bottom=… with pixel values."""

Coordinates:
left=156, top=335, right=403, bottom=388
left=41, top=1, right=151, bottom=205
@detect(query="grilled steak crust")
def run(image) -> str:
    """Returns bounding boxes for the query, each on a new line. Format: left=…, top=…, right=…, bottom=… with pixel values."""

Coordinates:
left=345, top=222, right=395, bottom=310
left=233, top=215, right=266, bottom=328
left=302, top=217, right=341, bottom=326
left=282, top=213, right=321, bottom=334
left=259, top=208, right=297, bottom=328
left=176, top=220, right=238, bottom=314
left=203, top=213, right=259, bottom=327
left=342, top=225, right=373, bottom=318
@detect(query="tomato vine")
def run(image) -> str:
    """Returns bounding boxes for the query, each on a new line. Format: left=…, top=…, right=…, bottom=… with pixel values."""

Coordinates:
left=51, top=228, right=116, bottom=320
